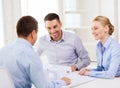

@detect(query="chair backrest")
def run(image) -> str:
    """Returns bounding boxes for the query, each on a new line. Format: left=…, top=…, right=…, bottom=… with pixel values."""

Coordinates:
left=0, top=67, right=15, bottom=88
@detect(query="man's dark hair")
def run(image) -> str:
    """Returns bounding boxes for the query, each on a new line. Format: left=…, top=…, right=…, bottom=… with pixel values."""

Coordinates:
left=16, top=16, right=38, bottom=37
left=44, top=13, right=60, bottom=22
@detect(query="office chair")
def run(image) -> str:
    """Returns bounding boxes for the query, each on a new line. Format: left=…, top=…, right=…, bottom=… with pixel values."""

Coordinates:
left=0, top=67, right=15, bottom=88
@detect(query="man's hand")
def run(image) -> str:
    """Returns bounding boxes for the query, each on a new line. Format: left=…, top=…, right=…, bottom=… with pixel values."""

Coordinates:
left=71, top=65, right=77, bottom=72
left=61, top=77, right=71, bottom=85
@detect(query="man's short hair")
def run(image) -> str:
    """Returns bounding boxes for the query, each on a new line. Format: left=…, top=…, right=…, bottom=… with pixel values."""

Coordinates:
left=16, top=16, right=38, bottom=37
left=44, top=13, right=60, bottom=22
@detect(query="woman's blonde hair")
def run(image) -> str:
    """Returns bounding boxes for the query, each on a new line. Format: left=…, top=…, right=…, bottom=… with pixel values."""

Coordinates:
left=93, top=16, right=114, bottom=35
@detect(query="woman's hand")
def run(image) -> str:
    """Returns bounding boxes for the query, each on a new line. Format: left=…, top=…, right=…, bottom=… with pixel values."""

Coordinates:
left=78, top=68, right=90, bottom=76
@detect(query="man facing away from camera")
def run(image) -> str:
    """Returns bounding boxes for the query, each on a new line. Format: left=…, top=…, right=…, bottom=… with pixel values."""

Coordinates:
left=0, top=15, right=71, bottom=88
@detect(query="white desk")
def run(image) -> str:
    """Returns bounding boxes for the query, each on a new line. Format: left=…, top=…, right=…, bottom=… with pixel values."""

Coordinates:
left=73, top=77, right=120, bottom=88
left=62, top=72, right=96, bottom=88
left=43, top=64, right=97, bottom=88
left=32, top=64, right=120, bottom=88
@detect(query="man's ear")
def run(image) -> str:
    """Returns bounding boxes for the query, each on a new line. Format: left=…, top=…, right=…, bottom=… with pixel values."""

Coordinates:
left=60, top=21, right=62, bottom=26
left=31, top=30, right=36, bottom=39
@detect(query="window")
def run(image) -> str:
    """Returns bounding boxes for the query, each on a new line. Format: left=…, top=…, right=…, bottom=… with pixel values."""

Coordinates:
left=0, top=0, right=4, bottom=48
left=21, top=0, right=59, bottom=64
left=21, top=0, right=59, bottom=38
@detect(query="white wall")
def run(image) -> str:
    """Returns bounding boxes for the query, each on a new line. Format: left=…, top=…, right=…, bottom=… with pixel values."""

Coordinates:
left=0, top=0, right=4, bottom=48
left=1, top=0, right=120, bottom=47
left=2, top=0, right=21, bottom=45
left=60, top=0, right=119, bottom=61
left=21, top=0, right=59, bottom=39
left=100, top=0, right=119, bottom=41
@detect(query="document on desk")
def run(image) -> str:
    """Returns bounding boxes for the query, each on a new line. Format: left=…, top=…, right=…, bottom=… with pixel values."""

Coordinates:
left=43, top=64, right=96, bottom=88
left=62, top=71, right=96, bottom=88
left=43, top=64, right=72, bottom=81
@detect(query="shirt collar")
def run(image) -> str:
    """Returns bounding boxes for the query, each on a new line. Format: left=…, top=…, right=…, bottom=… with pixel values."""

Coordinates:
left=16, top=38, right=33, bottom=48
left=47, top=30, right=65, bottom=43
left=97, top=37, right=112, bottom=50
left=103, top=37, right=112, bottom=49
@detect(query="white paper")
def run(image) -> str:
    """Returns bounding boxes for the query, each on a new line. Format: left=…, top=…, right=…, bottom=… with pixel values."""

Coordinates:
left=63, top=71, right=96, bottom=88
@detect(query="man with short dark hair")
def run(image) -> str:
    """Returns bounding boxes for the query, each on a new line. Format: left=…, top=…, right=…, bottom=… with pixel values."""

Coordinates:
left=35, top=13, right=91, bottom=71
left=0, top=16, right=70, bottom=88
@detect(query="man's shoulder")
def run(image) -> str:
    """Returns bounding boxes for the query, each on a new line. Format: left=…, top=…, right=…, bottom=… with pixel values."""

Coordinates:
left=63, top=30, right=77, bottom=37
left=63, top=30, right=79, bottom=39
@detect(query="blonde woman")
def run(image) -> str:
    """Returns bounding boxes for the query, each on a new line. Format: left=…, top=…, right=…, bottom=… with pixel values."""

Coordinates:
left=79, top=16, right=120, bottom=79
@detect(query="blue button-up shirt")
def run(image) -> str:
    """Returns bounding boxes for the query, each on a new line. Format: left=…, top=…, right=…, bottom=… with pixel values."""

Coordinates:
left=89, top=37, right=120, bottom=79
left=0, top=38, right=66, bottom=88
left=35, top=30, right=90, bottom=70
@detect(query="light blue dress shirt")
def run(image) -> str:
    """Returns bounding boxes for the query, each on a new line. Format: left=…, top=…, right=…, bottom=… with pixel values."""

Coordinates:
left=0, top=38, right=66, bottom=88
left=89, top=37, right=120, bottom=79
left=35, top=30, right=90, bottom=70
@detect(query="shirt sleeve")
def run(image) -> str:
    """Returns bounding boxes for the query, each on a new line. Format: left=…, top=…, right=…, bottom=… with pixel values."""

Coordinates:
left=30, top=54, right=66, bottom=88
left=89, top=46, right=120, bottom=79
left=19, top=50, right=66, bottom=88
left=74, top=35, right=91, bottom=70
left=46, top=80, right=66, bottom=88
